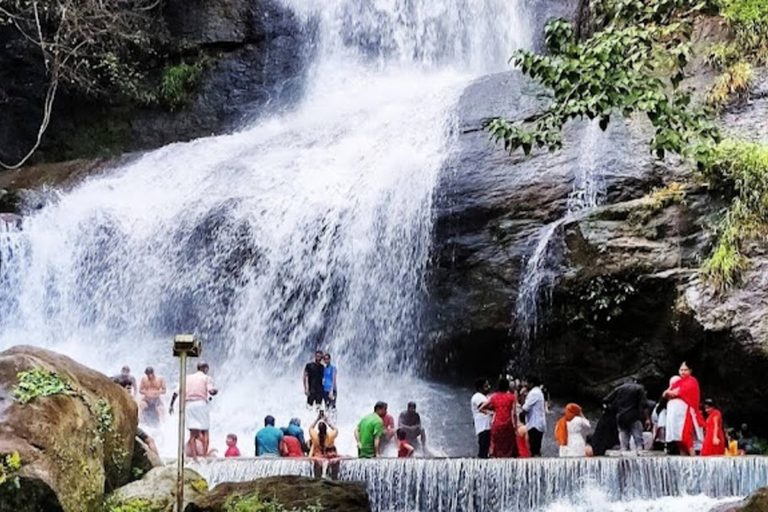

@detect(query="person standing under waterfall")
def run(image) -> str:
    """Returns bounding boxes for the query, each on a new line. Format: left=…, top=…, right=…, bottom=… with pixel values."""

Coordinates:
left=304, top=350, right=325, bottom=409
left=701, top=398, right=726, bottom=456
left=355, top=401, right=388, bottom=458
left=522, top=375, right=547, bottom=457
left=169, top=361, right=218, bottom=459
left=139, top=366, right=167, bottom=425
left=112, top=366, right=137, bottom=398
left=479, top=378, right=518, bottom=458
left=663, top=362, right=705, bottom=456
left=322, top=353, right=338, bottom=411
left=471, top=378, right=492, bottom=458
left=603, top=378, right=647, bottom=451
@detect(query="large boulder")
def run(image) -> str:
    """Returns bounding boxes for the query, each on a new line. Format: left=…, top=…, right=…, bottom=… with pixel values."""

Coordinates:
left=186, top=476, right=371, bottom=512
left=711, top=487, right=768, bottom=512
left=0, top=346, right=137, bottom=512
left=111, top=466, right=208, bottom=512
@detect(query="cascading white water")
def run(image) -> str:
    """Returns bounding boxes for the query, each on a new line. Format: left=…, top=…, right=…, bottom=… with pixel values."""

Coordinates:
left=192, top=457, right=764, bottom=512
left=515, top=121, right=607, bottom=343
left=0, top=0, right=529, bottom=456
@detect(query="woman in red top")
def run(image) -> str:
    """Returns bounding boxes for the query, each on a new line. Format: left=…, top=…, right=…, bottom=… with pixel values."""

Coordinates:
left=480, top=378, right=518, bottom=458
left=701, top=398, right=726, bottom=456
left=663, top=361, right=705, bottom=456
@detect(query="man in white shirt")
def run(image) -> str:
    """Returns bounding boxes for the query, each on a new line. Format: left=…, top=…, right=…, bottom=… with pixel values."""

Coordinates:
left=471, top=378, right=492, bottom=458
left=522, top=375, right=547, bottom=457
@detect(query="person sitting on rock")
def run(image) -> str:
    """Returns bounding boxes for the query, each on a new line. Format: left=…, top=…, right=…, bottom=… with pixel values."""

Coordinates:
left=256, top=415, right=286, bottom=457
left=225, top=433, right=241, bottom=458
left=397, top=428, right=415, bottom=458
left=398, top=402, right=428, bottom=454
left=282, top=417, right=308, bottom=454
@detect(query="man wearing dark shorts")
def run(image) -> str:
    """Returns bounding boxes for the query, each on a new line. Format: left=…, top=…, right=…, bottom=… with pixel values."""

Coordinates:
left=303, top=350, right=325, bottom=407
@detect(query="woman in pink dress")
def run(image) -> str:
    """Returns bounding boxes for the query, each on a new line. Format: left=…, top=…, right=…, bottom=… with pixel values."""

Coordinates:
left=480, top=378, right=518, bottom=457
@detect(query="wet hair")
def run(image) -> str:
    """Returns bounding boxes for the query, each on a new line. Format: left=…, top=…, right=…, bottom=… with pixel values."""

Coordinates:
left=680, top=361, right=692, bottom=371
left=290, top=417, right=301, bottom=427
left=227, top=433, right=237, bottom=442
left=407, top=402, right=416, bottom=409
left=197, top=361, right=209, bottom=371
left=318, top=422, right=328, bottom=454
left=703, top=398, right=716, bottom=408
left=315, top=350, right=324, bottom=355
left=475, top=378, right=488, bottom=392
left=121, top=366, right=130, bottom=374
left=112, top=375, right=133, bottom=389
left=497, top=378, right=510, bottom=392
left=265, top=415, right=275, bottom=426
left=396, top=428, right=407, bottom=441
left=324, top=353, right=331, bottom=359
left=144, top=366, right=154, bottom=375
left=374, top=401, right=388, bottom=412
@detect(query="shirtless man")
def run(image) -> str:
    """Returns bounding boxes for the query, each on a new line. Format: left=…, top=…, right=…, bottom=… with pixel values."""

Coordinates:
left=139, top=367, right=166, bottom=424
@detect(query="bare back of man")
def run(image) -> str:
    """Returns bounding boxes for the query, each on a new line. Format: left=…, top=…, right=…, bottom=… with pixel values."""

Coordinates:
left=140, top=367, right=166, bottom=423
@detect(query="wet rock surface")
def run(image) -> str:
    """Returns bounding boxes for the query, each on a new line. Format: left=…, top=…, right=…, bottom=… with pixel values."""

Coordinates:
left=0, top=346, right=137, bottom=512
left=186, top=475, right=371, bottom=512
left=0, top=0, right=309, bottom=165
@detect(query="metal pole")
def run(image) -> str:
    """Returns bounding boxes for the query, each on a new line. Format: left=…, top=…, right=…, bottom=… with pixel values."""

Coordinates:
left=176, top=352, right=187, bottom=512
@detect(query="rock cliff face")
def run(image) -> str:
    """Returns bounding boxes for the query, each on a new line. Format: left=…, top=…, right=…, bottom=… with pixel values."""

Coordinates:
left=429, top=67, right=768, bottom=431
left=0, top=0, right=309, bottom=165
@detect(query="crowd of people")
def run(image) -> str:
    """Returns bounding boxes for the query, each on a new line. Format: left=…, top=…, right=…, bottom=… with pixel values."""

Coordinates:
left=471, top=361, right=759, bottom=458
left=110, top=355, right=761, bottom=462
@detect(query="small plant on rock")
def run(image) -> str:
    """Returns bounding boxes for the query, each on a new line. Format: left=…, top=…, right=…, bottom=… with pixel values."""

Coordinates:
left=224, top=492, right=324, bottom=512
left=0, top=451, right=22, bottom=488
left=13, top=368, right=75, bottom=404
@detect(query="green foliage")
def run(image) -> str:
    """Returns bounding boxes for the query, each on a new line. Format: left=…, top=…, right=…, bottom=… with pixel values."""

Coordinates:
left=100, top=496, right=164, bottom=512
left=13, top=368, right=75, bottom=404
left=487, top=3, right=720, bottom=159
left=159, top=61, right=205, bottom=110
left=707, top=60, right=753, bottom=107
left=224, top=492, right=323, bottom=512
left=698, top=139, right=768, bottom=288
left=0, top=452, right=22, bottom=488
left=577, top=276, right=638, bottom=323
left=719, top=0, right=768, bottom=63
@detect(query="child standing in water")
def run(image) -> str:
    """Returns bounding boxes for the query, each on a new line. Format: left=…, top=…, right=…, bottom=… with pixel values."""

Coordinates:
left=517, top=413, right=531, bottom=458
left=397, top=429, right=415, bottom=458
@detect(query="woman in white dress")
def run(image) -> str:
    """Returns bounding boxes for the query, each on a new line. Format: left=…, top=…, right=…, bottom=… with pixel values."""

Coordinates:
left=555, top=403, right=591, bottom=457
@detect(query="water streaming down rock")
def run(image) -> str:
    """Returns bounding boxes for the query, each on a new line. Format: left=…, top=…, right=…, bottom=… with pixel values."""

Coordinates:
left=514, top=122, right=607, bottom=346
left=192, top=457, right=765, bottom=512
left=0, top=0, right=529, bottom=456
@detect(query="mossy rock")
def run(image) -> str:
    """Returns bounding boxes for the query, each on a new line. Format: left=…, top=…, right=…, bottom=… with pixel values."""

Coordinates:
left=0, top=346, right=137, bottom=512
left=711, top=487, right=768, bottom=512
left=110, top=467, right=206, bottom=512
left=186, top=476, right=370, bottom=512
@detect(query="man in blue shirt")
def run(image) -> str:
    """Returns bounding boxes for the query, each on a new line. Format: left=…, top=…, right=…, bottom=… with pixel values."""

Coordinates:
left=255, top=415, right=286, bottom=456
left=323, top=353, right=338, bottom=410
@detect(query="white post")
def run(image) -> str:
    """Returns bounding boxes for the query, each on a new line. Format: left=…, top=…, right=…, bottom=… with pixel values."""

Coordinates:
left=176, top=351, right=187, bottom=512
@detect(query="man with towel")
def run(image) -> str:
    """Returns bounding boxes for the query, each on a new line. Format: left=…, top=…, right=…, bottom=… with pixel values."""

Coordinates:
left=170, top=361, right=218, bottom=459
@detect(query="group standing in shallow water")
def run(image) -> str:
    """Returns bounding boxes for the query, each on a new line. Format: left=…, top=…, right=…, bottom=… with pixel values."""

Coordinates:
left=113, top=354, right=759, bottom=460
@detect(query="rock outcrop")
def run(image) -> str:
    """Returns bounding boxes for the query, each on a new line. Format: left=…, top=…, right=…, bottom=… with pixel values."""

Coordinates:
left=186, top=475, right=371, bottom=512
left=710, top=487, right=768, bottom=512
left=0, top=0, right=309, bottom=165
left=111, top=466, right=207, bottom=512
left=0, top=346, right=137, bottom=512
left=428, top=65, right=768, bottom=432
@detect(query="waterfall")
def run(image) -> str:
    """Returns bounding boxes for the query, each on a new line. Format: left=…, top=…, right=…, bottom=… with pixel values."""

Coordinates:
left=514, top=121, right=607, bottom=345
left=192, top=457, right=762, bottom=512
left=0, top=0, right=529, bottom=456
